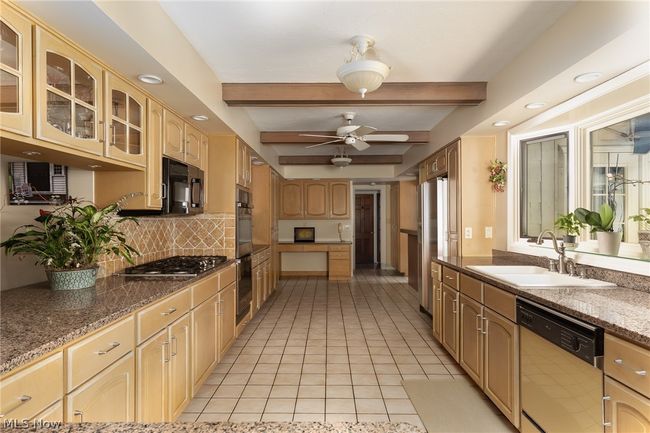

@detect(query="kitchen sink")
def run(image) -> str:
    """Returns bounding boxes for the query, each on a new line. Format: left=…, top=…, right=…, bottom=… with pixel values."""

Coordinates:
left=467, top=265, right=616, bottom=288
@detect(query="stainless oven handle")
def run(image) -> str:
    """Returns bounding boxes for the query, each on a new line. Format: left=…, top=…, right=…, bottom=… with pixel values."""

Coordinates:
left=161, top=183, right=167, bottom=200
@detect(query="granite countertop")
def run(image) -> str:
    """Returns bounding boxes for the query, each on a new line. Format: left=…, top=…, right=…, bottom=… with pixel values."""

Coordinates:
left=3, top=422, right=424, bottom=433
left=278, top=240, right=353, bottom=244
left=0, top=260, right=236, bottom=375
left=433, top=256, right=650, bottom=348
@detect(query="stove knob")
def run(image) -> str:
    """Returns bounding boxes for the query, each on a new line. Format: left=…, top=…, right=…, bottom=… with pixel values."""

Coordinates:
left=571, top=336, right=581, bottom=352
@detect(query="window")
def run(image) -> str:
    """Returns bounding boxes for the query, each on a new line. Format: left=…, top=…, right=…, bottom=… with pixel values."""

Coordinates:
left=9, top=162, right=69, bottom=204
left=520, top=133, right=569, bottom=238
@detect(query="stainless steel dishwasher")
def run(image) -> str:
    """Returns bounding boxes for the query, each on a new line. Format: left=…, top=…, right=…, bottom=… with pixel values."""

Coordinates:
left=518, top=298, right=605, bottom=433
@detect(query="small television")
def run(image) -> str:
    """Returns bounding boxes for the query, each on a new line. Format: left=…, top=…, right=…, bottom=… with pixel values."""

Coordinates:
left=294, top=227, right=315, bottom=243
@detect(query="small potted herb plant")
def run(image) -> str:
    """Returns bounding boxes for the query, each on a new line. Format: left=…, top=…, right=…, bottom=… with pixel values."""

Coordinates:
left=1, top=199, right=139, bottom=290
left=630, top=208, right=650, bottom=260
left=575, top=203, right=621, bottom=256
left=554, top=212, right=585, bottom=249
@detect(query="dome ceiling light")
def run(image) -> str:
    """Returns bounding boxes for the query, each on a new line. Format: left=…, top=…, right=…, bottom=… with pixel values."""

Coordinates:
left=337, top=35, right=390, bottom=99
left=331, top=146, right=352, bottom=167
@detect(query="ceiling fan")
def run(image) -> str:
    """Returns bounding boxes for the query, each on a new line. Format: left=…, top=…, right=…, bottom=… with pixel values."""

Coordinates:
left=300, top=112, right=409, bottom=151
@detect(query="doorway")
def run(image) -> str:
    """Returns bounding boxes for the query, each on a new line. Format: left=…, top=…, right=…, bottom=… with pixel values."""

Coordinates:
left=355, top=193, right=379, bottom=265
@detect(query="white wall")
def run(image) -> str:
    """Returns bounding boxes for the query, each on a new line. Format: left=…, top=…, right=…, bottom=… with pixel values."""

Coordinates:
left=0, top=156, right=94, bottom=290
left=278, top=220, right=352, bottom=242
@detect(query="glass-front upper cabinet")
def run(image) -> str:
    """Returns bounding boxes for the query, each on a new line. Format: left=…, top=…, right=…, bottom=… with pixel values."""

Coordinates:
left=105, top=72, right=146, bottom=167
left=34, top=28, right=103, bottom=155
left=0, top=5, right=32, bottom=136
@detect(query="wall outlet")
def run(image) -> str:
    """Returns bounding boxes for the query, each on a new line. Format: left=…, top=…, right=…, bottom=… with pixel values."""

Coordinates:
left=485, top=226, right=493, bottom=239
left=464, top=227, right=473, bottom=239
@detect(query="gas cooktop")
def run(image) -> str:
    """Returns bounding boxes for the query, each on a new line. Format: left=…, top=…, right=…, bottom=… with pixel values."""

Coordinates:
left=121, top=255, right=228, bottom=277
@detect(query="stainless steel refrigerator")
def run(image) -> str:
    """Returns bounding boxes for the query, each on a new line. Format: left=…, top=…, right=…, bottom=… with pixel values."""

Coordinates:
left=417, top=177, right=448, bottom=314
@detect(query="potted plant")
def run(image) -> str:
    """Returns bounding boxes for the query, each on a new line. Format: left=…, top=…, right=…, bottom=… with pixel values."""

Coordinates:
left=554, top=212, right=585, bottom=249
left=630, top=208, right=650, bottom=260
left=575, top=203, right=622, bottom=256
left=1, top=199, right=139, bottom=290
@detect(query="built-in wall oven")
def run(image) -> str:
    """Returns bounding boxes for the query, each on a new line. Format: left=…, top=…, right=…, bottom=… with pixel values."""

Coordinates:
left=518, top=298, right=604, bottom=433
left=236, top=186, right=253, bottom=324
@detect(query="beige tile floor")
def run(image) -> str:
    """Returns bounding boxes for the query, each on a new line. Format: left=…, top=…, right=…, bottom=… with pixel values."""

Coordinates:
left=179, top=269, right=470, bottom=429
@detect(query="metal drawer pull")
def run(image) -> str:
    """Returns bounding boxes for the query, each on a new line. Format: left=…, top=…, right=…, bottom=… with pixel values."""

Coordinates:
left=602, top=395, right=611, bottom=427
left=163, top=341, right=170, bottom=363
left=614, top=358, right=647, bottom=376
left=0, top=395, right=32, bottom=417
left=161, top=307, right=177, bottom=316
left=451, top=299, right=457, bottom=314
left=636, top=370, right=647, bottom=376
left=482, top=317, right=488, bottom=335
left=476, top=314, right=482, bottom=332
left=614, top=358, right=624, bottom=365
left=445, top=275, right=454, bottom=280
left=74, top=410, right=84, bottom=423
left=172, top=336, right=178, bottom=357
left=96, top=341, right=120, bottom=355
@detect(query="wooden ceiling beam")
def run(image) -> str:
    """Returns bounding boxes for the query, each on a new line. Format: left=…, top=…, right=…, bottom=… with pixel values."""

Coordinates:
left=223, top=82, right=486, bottom=106
left=261, top=131, right=429, bottom=145
left=278, top=155, right=402, bottom=165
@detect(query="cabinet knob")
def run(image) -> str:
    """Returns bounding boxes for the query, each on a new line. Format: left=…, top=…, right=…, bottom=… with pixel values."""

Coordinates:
left=161, top=307, right=177, bottom=316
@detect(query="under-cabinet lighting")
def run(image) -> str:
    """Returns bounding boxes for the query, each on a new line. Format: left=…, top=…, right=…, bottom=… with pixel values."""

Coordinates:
left=22, top=151, right=41, bottom=156
left=88, top=165, right=102, bottom=169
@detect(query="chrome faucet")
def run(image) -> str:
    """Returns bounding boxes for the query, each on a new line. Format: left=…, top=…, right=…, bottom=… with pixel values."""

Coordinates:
left=536, top=230, right=569, bottom=274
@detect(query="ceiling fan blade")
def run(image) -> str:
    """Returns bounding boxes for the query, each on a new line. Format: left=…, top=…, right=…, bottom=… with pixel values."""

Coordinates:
left=363, top=134, right=410, bottom=142
left=351, top=125, right=377, bottom=137
left=350, top=139, right=371, bottom=151
left=300, top=134, right=342, bottom=139
left=306, top=139, right=343, bottom=149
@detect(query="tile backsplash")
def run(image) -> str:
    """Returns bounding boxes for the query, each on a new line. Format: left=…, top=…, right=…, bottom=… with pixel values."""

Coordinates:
left=97, top=213, right=235, bottom=277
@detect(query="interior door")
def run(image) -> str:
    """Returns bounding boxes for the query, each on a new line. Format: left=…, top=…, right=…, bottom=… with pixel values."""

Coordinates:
left=355, top=194, right=374, bottom=264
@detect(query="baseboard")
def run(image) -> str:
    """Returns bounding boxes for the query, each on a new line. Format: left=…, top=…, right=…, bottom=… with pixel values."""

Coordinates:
left=281, top=271, right=328, bottom=278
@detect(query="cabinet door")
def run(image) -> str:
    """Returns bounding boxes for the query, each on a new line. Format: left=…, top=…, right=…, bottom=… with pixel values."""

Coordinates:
left=280, top=180, right=303, bottom=218
left=304, top=181, right=328, bottom=218
left=459, top=294, right=483, bottom=386
left=146, top=99, right=163, bottom=208
left=235, top=139, right=247, bottom=187
left=163, top=109, right=185, bottom=161
left=446, top=141, right=460, bottom=256
left=191, top=294, right=218, bottom=391
left=105, top=73, right=146, bottom=166
left=271, top=171, right=279, bottom=231
left=136, top=330, right=168, bottom=422
left=218, top=283, right=237, bottom=358
left=329, top=181, right=351, bottom=219
left=66, top=353, right=134, bottom=422
left=200, top=134, right=209, bottom=172
left=432, top=281, right=442, bottom=342
left=441, top=284, right=459, bottom=361
left=34, top=28, right=103, bottom=155
left=184, top=124, right=202, bottom=168
left=605, top=376, right=650, bottom=433
left=263, top=261, right=270, bottom=302
left=32, top=400, right=63, bottom=422
left=0, top=6, right=32, bottom=136
left=483, top=308, right=519, bottom=427
left=169, top=315, right=191, bottom=420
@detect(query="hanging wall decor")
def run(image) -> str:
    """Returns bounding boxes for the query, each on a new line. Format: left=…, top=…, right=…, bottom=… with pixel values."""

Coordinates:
left=488, top=159, right=507, bottom=192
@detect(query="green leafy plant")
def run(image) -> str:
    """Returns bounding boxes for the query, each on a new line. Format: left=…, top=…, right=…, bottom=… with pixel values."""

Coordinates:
left=629, top=208, right=650, bottom=230
left=1, top=199, right=140, bottom=270
left=554, top=212, right=585, bottom=237
left=575, top=203, right=615, bottom=233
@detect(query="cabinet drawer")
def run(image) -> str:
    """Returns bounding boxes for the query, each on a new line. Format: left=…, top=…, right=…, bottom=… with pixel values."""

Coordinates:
left=66, top=316, right=134, bottom=391
left=219, top=264, right=236, bottom=290
left=483, top=284, right=516, bottom=322
left=329, top=245, right=350, bottom=252
left=304, top=244, right=329, bottom=252
left=460, top=274, right=483, bottom=303
left=442, top=267, right=459, bottom=290
left=191, top=273, right=219, bottom=308
left=278, top=244, right=303, bottom=252
left=137, top=289, right=190, bottom=343
left=605, top=334, right=650, bottom=398
left=329, top=251, right=350, bottom=260
left=431, top=262, right=442, bottom=282
left=329, top=259, right=350, bottom=276
left=0, top=352, right=63, bottom=420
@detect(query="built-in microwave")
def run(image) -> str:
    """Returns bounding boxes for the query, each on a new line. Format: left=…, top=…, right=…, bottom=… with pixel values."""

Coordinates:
left=162, top=157, right=204, bottom=215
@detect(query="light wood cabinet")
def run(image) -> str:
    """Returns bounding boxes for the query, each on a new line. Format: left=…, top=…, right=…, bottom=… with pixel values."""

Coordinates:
left=146, top=99, right=163, bottom=208
left=427, top=150, right=447, bottom=179
left=218, top=283, right=237, bottom=358
left=252, top=165, right=281, bottom=246
left=191, top=294, right=218, bottom=392
left=446, top=141, right=460, bottom=256
left=32, top=400, right=63, bottom=422
left=605, top=333, right=650, bottom=399
left=169, top=315, right=191, bottom=420
left=329, top=181, right=351, bottom=219
left=483, top=307, right=519, bottom=425
left=280, top=180, right=304, bottom=219
left=104, top=72, right=146, bottom=166
left=66, top=353, right=134, bottom=423
left=604, top=376, right=650, bottom=432
left=432, top=280, right=442, bottom=342
left=184, top=123, right=202, bottom=168
left=304, top=181, right=328, bottom=218
left=328, top=245, right=352, bottom=281
left=0, top=5, right=32, bottom=137
left=163, top=108, right=184, bottom=161
left=136, top=329, right=168, bottom=422
left=236, top=139, right=252, bottom=188
left=34, top=27, right=104, bottom=155
left=441, top=283, right=459, bottom=361
left=459, top=294, right=483, bottom=386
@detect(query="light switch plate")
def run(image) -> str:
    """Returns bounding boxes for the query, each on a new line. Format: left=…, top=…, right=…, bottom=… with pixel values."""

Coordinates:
left=464, top=227, right=473, bottom=239
left=485, top=227, right=493, bottom=238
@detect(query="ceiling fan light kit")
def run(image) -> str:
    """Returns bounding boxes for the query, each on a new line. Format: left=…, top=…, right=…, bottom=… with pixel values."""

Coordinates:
left=331, top=156, right=352, bottom=167
left=337, top=35, right=390, bottom=98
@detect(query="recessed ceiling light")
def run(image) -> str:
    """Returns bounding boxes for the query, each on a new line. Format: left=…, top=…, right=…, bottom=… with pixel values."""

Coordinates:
left=492, top=120, right=510, bottom=127
left=88, top=164, right=102, bottom=169
left=192, top=115, right=208, bottom=121
left=525, top=102, right=546, bottom=109
left=137, top=74, right=163, bottom=85
left=574, top=72, right=602, bottom=83
left=22, top=151, right=41, bottom=156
